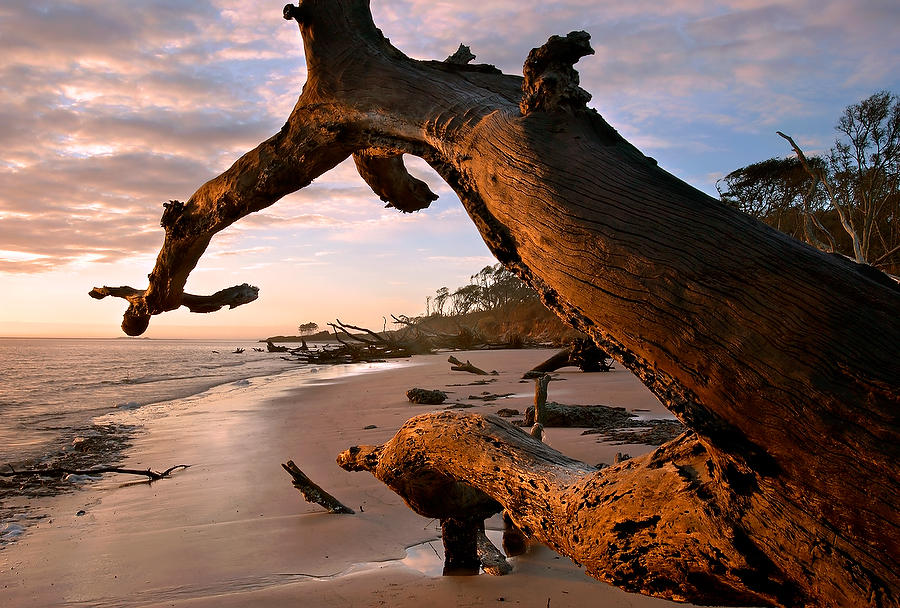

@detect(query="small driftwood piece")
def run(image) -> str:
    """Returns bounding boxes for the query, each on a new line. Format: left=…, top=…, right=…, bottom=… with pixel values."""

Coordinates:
left=266, top=340, right=289, bottom=352
left=406, top=388, right=447, bottom=405
left=281, top=460, right=354, bottom=514
left=1, top=464, right=190, bottom=482
left=448, top=355, right=495, bottom=376
left=466, top=392, right=513, bottom=401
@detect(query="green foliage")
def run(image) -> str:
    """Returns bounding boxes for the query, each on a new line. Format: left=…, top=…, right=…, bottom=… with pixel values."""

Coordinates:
left=428, top=264, right=539, bottom=317
left=719, top=91, right=900, bottom=273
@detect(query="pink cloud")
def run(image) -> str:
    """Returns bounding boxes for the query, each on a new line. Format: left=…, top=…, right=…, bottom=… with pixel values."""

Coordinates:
left=1, top=0, right=898, bottom=280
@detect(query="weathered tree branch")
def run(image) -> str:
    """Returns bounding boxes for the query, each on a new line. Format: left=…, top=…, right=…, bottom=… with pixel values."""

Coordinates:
left=89, top=284, right=259, bottom=317
left=1, top=464, right=190, bottom=482
left=353, top=150, right=438, bottom=212
left=281, top=460, right=354, bottom=514
left=339, top=413, right=797, bottom=606
left=448, top=355, right=492, bottom=375
left=92, top=2, right=899, bottom=605
left=524, top=339, right=614, bottom=376
left=777, top=130, right=866, bottom=262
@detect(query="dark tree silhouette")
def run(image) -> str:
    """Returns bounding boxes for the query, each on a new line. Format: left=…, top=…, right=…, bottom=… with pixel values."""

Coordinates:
left=721, top=91, right=900, bottom=275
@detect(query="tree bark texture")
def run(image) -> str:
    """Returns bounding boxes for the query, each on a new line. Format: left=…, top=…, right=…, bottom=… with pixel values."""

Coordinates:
left=339, top=413, right=799, bottom=605
left=92, top=2, right=899, bottom=606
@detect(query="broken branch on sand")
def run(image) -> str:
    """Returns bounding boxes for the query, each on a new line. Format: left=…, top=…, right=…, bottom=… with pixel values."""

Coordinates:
left=281, top=460, right=355, bottom=514
left=1, top=464, right=190, bottom=482
left=448, top=355, right=496, bottom=375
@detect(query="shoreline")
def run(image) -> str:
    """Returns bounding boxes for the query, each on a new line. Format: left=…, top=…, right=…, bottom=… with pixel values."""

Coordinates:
left=0, top=338, right=307, bottom=467
left=1, top=349, right=698, bottom=607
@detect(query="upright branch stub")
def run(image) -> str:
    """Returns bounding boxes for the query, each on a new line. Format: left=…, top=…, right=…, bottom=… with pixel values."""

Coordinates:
left=160, top=200, right=186, bottom=229
left=520, top=31, right=594, bottom=115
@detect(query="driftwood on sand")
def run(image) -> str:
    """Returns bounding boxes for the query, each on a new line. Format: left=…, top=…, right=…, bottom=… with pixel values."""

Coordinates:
left=406, top=388, right=448, bottom=405
left=524, top=338, right=613, bottom=377
left=1, top=464, right=190, bottom=482
left=91, top=2, right=899, bottom=606
left=532, top=374, right=551, bottom=426
left=265, top=340, right=289, bottom=352
left=280, top=319, right=427, bottom=365
left=281, top=460, right=354, bottom=514
left=525, top=401, right=632, bottom=428
left=447, top=355, right=496, bottom=376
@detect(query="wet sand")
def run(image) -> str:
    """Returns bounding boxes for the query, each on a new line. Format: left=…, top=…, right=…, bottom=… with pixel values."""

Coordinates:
left=1, top=349, right=698, bottom=607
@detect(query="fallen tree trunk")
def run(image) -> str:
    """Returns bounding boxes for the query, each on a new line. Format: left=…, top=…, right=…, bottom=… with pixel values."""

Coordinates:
left=524, top=401, right=634, bottom=428
left=282, top=319, right=430, bottom=364
left=524, top=349, right=570, bottom=376
left=91, top=2, right=899, bottom=606
left=338, top=413, right=789, bottom=606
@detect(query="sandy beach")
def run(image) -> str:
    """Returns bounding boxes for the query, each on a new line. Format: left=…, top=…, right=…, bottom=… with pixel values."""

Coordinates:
left=1, top=349, right=699, bottom=607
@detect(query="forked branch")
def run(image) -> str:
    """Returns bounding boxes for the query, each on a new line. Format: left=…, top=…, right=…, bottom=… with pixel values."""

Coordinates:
left=89, top=284, right=259, bottom=314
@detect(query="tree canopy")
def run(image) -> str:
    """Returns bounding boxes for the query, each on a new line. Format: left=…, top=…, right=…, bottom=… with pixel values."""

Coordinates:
left=428, top=264, right=538, bottom=317
left=297, top=321, right=320, bottom=336
left=719, top=90, right=900, bottom=275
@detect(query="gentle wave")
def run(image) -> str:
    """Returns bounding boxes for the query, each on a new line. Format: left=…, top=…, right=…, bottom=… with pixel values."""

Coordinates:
left=0, top=338, right=300, bottom=464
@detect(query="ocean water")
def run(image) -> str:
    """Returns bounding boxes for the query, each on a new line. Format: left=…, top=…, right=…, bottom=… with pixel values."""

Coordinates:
left=0, top=338, right=301, bottom=465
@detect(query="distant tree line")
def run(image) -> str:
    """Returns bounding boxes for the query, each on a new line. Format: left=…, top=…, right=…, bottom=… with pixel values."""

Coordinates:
left=718, top=90, right=899, bottom=276
left=298, top=321, right=320, bottom=335
left=426, top=264, right=539, bottom=317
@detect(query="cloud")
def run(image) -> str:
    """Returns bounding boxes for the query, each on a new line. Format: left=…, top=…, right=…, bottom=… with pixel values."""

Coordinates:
left=1, top=0, right=898, bottom=279
left=0, top=0, right=307, bottom=274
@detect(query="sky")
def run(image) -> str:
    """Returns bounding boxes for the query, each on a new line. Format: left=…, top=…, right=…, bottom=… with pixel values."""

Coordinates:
left=1, top=0, right=898, bottom=339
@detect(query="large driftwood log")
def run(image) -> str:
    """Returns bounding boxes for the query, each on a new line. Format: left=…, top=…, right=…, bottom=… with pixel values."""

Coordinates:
left=524, top=401, right=633, bottom=428
left=339, top=413, right=788, bottom=605
left=91, top=2, right=899, bottom=606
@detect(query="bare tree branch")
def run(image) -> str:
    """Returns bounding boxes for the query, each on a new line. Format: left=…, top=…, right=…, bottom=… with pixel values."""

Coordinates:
left=2, top=464, right=190, bottom=482
left=777, top=130, right=866, bottom=262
